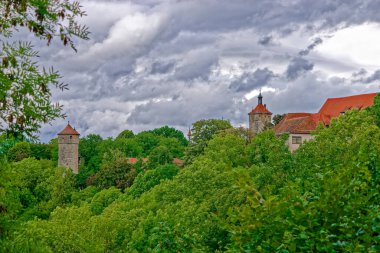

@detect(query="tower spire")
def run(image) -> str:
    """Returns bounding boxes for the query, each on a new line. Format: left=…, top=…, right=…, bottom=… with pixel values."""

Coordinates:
left=258, top=89, right=263, bottom=105
left=187, top=127, right=192, bottom=141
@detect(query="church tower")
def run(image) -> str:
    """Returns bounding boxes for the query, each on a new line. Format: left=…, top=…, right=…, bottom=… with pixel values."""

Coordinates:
left=58, top=123, right=80, bottom=174
left=248, top=91, right=272, bottom=137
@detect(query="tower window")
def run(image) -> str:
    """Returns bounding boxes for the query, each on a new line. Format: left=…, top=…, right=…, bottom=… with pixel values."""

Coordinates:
left=70, top=135, right=72, bottom=140
left=292, top=136, right=302, bottom=144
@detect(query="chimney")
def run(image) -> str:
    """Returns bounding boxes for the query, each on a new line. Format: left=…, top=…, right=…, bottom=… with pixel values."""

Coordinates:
left=264, top=104, right=267, bottom=108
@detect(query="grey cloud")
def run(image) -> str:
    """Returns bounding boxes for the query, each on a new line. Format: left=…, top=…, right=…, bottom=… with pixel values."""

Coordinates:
left=153, top=31, right=218, bottom=56
left=173, top=47, right=219, bottom=81
left=299, top=37, right=323, bottom=56
left=150, top=61, right=175, bottom=74
left=286, top=57, right=314, bottom=80
left=229, top=68, right=275, bottom=92
left=258, top=36, right=273, bottom=45
left=265, top=73, right=377, bottom=115
left=35, top=0, right=380, bottom=141
left=168, top=0, right=380, bottom=35
left=352, top=68, right=368, bottom=78
left=127, top=83, right=234, bottom=127
left=354, top=69, right=380, bottom=83
left=363, top=70, right=380, bottom=83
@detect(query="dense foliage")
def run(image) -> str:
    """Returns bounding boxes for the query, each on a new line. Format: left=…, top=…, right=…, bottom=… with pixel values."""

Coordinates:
left=1, top=104, right=380, bottom=252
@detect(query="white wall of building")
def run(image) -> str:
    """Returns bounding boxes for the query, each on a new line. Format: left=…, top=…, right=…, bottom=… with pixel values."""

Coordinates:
left=286, top=133, right=314, bottom=152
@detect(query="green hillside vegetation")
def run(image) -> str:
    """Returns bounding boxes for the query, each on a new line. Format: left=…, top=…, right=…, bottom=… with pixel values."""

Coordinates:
left=1, top=100, right=380, bottom=252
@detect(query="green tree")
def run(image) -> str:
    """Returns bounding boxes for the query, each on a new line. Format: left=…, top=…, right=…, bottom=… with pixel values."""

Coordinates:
left=0, top=157, right=22, bottom=238
left=49, top=138, right=58, bottom=163
left=148, top=126, right=188, bottom=146
left=79, top=134, right=103, bottom=166
left=5, top=110, right=380, bottom=252
left=114, top=138, right=143, bottom=158
left=128, top=164, right=179, bottom=198
left=148, top=145, right=173, bottom=167
left=272, top=113, right=286, bottom=125
left=158, top=137, right=185, bottom=158
left=116, top=129, right=134, bottom=140
left=185, top=119, right=232, bottom=164
left=190, top=119, right=232, bottom=144
left=203, top=132, right=248, bottom=167
left=91, top=137, right=115, bottom=169
left=248, top=130, right=291, bottom=168
left=226, top=109, right=380, bottom=252
left=0, top=158, right=76, bottom=223
left=0, top=0, right=89, bottom=138
left=7, top=141, right=31, bottom=162
left=246, top=130, right=291, bottom=195
left=30, top=143, right=52, bottom=160
left=90, top=187, right=121, bottom=215
left=367, top=93, right=380, bottom=127
left=91, top=150, right=137, bottom=190
left=0, top=133, right=17, bottom=156
left=135, top=132, right=161, bottom=156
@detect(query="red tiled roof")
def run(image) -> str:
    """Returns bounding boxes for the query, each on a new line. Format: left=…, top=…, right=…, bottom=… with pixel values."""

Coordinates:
left=284, top=113, right=311, bottom=120
left=58, top=123, right=80, bottom=135
left=127, top=158, right=148, bottom=164
left=249, top=104, right=272, bottom=114
left=127, top=158, right=139, bottom=164
left=318, top=93, right=377, bottom=125
left=275, top=93, right=377, bottom=135
left=275, top=113, right=317, bottom=134
left=173, top=158, right=184, bottom=166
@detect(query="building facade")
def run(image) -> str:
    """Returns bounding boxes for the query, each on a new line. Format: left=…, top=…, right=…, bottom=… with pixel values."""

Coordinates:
left=275, top=93, right=377, bottom=151
left=58, top=123, right=80, bottom=174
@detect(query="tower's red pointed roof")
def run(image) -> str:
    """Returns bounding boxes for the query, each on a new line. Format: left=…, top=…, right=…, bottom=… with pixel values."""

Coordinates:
left=58, top=123, right=80, bottom=135
left=249, top=104, right=272, bottom=114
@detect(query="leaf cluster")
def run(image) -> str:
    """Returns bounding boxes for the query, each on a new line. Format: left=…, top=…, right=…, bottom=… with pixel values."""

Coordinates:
left=0, top=0, right=89, bottom=139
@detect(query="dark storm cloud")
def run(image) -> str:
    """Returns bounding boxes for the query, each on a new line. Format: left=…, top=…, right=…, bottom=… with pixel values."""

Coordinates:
left=229, top=68, right=275, bottom=92
left=286, top=57, right=314, bottom=80
left=35, top=0, right=380, bottom=140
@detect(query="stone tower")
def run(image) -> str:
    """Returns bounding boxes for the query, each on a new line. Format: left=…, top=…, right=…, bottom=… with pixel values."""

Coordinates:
left=58, top=123, right=80, bottom=174
left=248, top=92, right=272, bottom=137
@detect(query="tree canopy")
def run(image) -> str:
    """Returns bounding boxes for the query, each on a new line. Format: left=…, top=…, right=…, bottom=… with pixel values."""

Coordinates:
left=2, top=97, right=380, bottom=252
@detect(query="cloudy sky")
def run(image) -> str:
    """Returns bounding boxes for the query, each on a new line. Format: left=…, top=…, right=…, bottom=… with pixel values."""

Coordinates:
left=35, top=0, right=380, bottom=141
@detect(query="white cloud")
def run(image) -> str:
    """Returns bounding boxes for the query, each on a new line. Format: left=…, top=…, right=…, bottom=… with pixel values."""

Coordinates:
left=245, top=87, right=276, bottom=100
left=81, top=12, right=167, bottom=62
left=316, top=23, right=380, bottom=75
